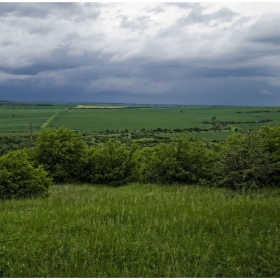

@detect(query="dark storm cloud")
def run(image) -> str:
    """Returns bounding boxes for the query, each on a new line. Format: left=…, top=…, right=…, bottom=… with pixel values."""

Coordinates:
left=0, top=50, right=96, bottom=76
left=246, top=13, right=280, bottom=46
left=0, top=3, right=280, bottom=105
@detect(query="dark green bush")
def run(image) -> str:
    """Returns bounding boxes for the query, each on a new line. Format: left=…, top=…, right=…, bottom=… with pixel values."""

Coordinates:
left=259, top=124, right=280, bottom=185
left=135, top=137, right=216, bottom=184
left=0, top=149, right=52, bottom=199
left=34, top=127, right=87, bottom=183
left=213, top=132, right=272, bottom=191
left=0, top=135, right=34, bottom=155
left=82, top=140, right=138, bottom=186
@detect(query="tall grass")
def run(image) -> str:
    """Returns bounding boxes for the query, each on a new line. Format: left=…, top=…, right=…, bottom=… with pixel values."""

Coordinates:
left=1, top=184, right=280, bottom=277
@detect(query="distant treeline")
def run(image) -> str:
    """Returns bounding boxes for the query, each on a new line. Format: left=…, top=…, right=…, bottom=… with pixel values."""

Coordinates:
left=237, top=110, right=272, bottom=113
left=202, top=119, right=272, bottom=125
left=3, top=107, right=61, bottom=109
left=0, top=103, right=53, bottom=106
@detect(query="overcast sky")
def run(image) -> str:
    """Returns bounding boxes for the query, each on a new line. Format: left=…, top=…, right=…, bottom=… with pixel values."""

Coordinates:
left=1, top=2, right=280, bottom=105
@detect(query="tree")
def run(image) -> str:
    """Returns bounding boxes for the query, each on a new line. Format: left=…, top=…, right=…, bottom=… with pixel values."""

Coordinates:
left=34, top=127, right=87, bottom=183
left=259, top=124, right=280, bottom=185
left=0, top=149, right=51, bottom=199
left=213, top=132, right=271, bottom=190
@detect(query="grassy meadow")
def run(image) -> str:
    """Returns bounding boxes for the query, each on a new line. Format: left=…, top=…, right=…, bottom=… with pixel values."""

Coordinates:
left=1, top=184, right=280, bottom=277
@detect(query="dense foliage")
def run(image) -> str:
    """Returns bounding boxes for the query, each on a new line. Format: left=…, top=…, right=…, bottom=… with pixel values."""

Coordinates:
left=0, top=149, right=51, bottom=199
left=134, top=138, right=215, bottom=184
left=34, top=127, right=87, bottom=183
left=2, top=124, right=280, bottom=199
left=213, top=132, right=272, bottom=190
left=0, top=135, right=34, bottom=155
left=82, top=140, right=138, bottom=186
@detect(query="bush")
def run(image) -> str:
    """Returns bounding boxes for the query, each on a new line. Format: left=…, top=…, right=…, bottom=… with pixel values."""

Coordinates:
left=34, top=127, right=87, bottom=183
left=213, top=132, right=272, bottom=191
left=0, top=150, right=52, bottom=199
left=82, top=140, right=138, bottom=186
left=135, top=138, right=216, bottom=184
left=0, top=135, right=33, bottom=155
left=259, top=124, right=280, bottom=185
left=134, top=143, right=176, bottom=184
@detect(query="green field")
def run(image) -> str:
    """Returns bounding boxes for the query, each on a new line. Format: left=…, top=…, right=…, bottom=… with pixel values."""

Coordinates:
left=0, top=102, right=69, bottom=135
left=51, top=106, right=280, bottom=131
left=1, top=184, right=280, bottom=277
left=1, top=102, right=280, bottom=141
left=75, top=105, right=127, bottom=109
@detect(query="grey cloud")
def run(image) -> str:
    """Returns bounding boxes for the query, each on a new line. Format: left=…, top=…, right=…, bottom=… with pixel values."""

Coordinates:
left=7, top=48, right=100, bottom=76
left=0, top=3, right=101, bottom=22
left=0, top=3, right=48, bottom=18
left=0, top=41, right=13, bottom=46
left=260, top=89, right=275, bottom=95
left=177, top=7, right=238, bottom=26
left=145, top=5, right=165, bottom=14
left=164, top=3, right=202, bottom=10
left=28, top=25, right=53, bottom=35
left=231, top=16, right=253, bottom=27
left=0, top=55, right=279, bottom=105
left=0, top=3, right=280, bottom=105
left=0, top=3, right=79, bottom=18
left=119, top=15, right=153, bottom=31
left=246, top=13, right=280, bottom=46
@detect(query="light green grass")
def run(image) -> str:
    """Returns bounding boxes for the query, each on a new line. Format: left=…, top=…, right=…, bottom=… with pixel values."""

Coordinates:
left=1, top=184, right=280, bottom=277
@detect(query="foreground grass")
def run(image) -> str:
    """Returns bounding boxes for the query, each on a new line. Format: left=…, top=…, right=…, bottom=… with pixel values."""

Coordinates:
left=1, top=184, right=280, bottom=277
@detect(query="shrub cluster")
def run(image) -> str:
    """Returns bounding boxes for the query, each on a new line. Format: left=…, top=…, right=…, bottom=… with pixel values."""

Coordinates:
left=2, top=124, right=280, bottom=199
left=0, top=135, right=34, bottom=155
left=0, top=149, right=51, bottom=199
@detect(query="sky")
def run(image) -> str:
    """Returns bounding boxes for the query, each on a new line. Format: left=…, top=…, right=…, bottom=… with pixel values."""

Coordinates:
left=1, top=2, right=280, bottom=105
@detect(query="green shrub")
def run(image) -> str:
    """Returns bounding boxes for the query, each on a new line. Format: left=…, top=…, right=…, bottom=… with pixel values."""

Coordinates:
left=259, top=124, right=280, bottom=185
left=134, top=144, right=176, bottom=184
left=214, top=132, right=272, bottom=191
left=34, top=127, right=87, bottom=183
left=0, top=149, right=51, bottom=199
left=83, top=140, right=138, bottom=186
left=0, top=135, right=34, bottom=155
left=135, top=138, right=216, bottom=184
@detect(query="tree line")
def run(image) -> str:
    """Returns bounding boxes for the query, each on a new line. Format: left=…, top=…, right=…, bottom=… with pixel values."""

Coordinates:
left=1, top=124, right=280, bottom=199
